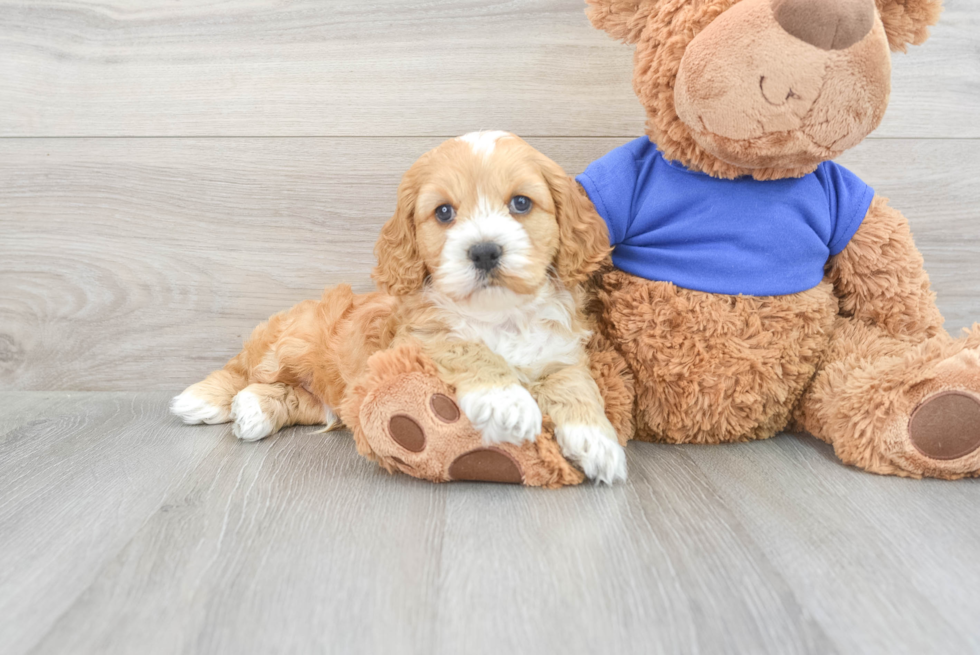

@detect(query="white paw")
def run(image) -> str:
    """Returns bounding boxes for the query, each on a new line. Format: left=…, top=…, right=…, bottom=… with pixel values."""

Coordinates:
left=458, top=384, right=542, bottom=446
left=556, top=422, right=627, bottom=485
left=170, top=390, right=230, bottom=425
left=229, top=391, right=274, bottom=442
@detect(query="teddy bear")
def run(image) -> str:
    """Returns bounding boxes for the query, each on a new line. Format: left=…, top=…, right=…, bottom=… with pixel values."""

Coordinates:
left=579, top=0, right=980, bottom=479
left=340, top=0, right=980, bottom=485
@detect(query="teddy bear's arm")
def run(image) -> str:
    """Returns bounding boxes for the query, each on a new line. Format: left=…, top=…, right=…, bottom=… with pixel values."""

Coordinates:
left=827, top=195, right=945, bottom=341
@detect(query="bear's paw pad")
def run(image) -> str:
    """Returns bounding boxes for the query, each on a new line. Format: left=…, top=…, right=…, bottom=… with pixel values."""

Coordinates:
left=448, top=448, right=524, bottom=484
left=909, top=391, right=980, bottom=461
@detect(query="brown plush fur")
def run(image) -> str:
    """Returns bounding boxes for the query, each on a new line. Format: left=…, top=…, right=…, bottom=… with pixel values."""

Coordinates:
left=586, top=0, right=941, bottom=180
left=793, top=319, right=980, bottom=479
left=586, top=329, right=637, bottom=445
left=827, top=196, right=945, bottom=340
left=875, top=0, right=944, bottom=51
left=594, top=272, right=838, bottom=444
left=580, top=0, right=980, bottom=479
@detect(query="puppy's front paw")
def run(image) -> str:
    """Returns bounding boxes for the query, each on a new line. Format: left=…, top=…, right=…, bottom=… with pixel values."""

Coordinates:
left=458, top=384, right=542, bottom=446
left=230, top=390, right=274, bottom=442
left=556, top=423, right=627, bottom=485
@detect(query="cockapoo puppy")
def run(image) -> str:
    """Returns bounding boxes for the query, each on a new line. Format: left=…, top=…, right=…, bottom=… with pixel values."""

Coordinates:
left=172, top=132, right=627, bottom=483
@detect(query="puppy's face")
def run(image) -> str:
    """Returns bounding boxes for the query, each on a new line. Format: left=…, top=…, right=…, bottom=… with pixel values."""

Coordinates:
left=416, top=132, right=560, bottom=300
left=373, top=132, right=609, bottom=300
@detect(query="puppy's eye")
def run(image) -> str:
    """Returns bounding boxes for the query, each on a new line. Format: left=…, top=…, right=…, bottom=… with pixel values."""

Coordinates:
left=435, top=204, right=456, bottom=224
left=509, top=195, right=532, bottom=215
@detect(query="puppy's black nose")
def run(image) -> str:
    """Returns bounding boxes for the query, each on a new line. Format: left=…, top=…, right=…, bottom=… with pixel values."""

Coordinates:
left=468, top=242, right=503, bottom=272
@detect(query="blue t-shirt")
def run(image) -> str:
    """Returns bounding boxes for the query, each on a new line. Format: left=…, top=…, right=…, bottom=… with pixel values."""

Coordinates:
left=575, top=137, right=875, bottom=296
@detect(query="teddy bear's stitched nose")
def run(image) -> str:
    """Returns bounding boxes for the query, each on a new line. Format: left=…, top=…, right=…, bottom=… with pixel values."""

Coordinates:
left=771, top=0, right=875, bottom=51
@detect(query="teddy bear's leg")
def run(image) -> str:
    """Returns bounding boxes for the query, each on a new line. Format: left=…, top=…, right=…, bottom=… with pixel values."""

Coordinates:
left=338, top=343, right=585, bottom=488
left=797, top=196, right=980, bottom=478
left=795, top=318, right=980, bottom=479
left=594, top=269, right=837, bottom=444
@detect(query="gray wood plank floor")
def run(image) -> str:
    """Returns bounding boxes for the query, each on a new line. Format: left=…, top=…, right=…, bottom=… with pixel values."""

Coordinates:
left=0, top=392, right=980, bottom=654
left=2, top=392, right=978, bottom=655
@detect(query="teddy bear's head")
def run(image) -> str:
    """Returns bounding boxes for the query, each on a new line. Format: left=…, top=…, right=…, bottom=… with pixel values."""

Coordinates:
left=587, top=0, right=942, bottom=180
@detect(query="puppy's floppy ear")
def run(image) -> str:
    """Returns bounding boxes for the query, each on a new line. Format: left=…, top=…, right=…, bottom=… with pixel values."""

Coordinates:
left=541, top=158, right=612, bottom=288
left=372, top=170, right=427, bottom=296
left=875, top=0, right=943, bottom=51
left=585, top=0, right=659, bottom=44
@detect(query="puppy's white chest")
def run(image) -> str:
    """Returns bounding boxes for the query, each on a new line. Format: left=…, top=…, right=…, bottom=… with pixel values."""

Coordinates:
left=437, top=288, right=585, bottom=380
left=466, top=318, right=578, bottom=374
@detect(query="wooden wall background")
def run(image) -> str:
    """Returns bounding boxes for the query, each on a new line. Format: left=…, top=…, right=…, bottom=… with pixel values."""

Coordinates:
left=1, top=0, right=978, bottom=392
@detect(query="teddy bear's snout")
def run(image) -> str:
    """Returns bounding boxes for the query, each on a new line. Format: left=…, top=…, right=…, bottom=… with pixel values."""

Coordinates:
left=671, top=0, right=891, bottom=172
left=772, top=0, right=875, bottom=51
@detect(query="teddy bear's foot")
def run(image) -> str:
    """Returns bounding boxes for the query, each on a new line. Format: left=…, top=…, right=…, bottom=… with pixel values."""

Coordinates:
left=354, top=370, right=585, bottom=488
left=808, top=338, right=980, bottom=479
left=885, top=348, right=980, bottom=478
left=909, top=389, right=980, bottom=461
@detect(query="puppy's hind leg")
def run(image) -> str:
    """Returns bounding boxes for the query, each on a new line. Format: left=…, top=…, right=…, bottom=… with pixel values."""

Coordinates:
left=231, top=382, right=335, bottom=442
left=172, top=300, right=309, bottom=429
left=171, top=367, right=249, bottom=426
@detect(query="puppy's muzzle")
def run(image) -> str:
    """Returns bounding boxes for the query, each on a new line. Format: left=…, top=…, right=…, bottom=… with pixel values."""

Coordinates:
left=468, top=242, right=503, bottom=273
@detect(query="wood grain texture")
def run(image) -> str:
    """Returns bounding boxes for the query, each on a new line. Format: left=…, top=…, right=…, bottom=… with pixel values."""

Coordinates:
left=1, top=137, right=978, bottom=391
left=2, top=392, right=978, bottom=655
left=0, top=0, right=977, bottom=138
left=0, top=392, right=221, bottom=655
left=688, top=435, right=980, bottom=654
left=431, top=449, right=833, bottom=655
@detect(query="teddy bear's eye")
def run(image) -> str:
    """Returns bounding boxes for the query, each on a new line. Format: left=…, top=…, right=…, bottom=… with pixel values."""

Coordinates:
left=509, top=195, right=532, bottom=215
left=435, top=204, right=456, bottom=224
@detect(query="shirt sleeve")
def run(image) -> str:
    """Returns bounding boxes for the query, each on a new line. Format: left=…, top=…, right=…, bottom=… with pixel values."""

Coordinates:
left=824, top=162, right=876, bottom=256
left=575, top=146, right=639, bottom=247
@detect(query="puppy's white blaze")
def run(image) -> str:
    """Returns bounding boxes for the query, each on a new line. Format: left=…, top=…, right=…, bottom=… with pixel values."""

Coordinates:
left=458, top=384, right=542, bottom=445
left=170, top=390, right=230, bottom=425
left=556, top=422, right=627, bottom=485
left=230, top=390, right=274, bottom=442
left=458, top=130, right=512, bottom=158
left=433, top=202, right=533, bottom=298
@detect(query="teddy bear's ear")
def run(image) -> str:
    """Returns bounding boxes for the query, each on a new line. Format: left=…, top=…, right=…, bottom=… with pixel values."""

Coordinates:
left=585, top=0, right=660, bottom=44
left=875, top=0, right=943, bottom=52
